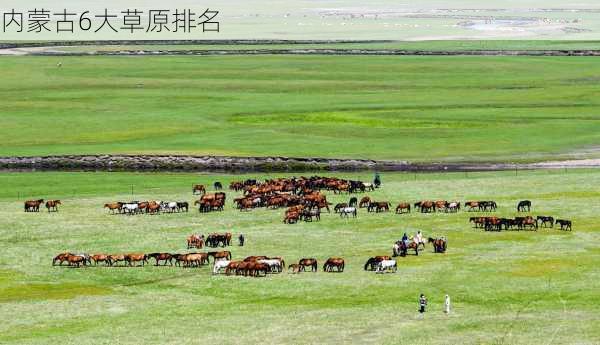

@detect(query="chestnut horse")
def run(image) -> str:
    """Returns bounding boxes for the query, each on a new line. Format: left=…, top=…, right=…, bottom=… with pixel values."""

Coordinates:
left=323, top=257, right=345, bottom=272
left=52, top=252, right=72, bottom=266
left=125, top=253, right=148, bottom=267
left=147, top=253, right=173, bottom=266
left=45, top=200, right=61, bottom=212
left=91, top=254, right=111, bottom=266
left=298, top=258, right=318, bottom=272
left=428, top=237, right=447, bottom=253
left=395, top=203, right=411, bottom=214
left=192, top=184, right=206, bottom=195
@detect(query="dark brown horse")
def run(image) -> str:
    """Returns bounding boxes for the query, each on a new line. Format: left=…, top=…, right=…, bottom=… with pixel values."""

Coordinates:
left=428, top=237, right=447, bottom=253
left=147, top=253, right=174, bottom=266
left=556, top=219, right=572, bottom=231
left=393, top=241, right=419, bottom=257
left=45, top=200, right=61, bottom=212
left=364, top=256, right=392, bottom=271
left=395, top=203, right=411, bottom=214
left=358, top=196, right=371, bottom=208
left=66, top=254, right=87, bottom=267
left=298, top=258, right=318, bottom=272
left=323, top=257, right=345, bottom=272
left=24, top=199, right=44, bottom=212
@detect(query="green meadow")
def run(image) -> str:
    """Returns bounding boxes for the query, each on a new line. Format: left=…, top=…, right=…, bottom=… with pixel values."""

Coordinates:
left=0, top=170, right=599, bottom=345
left=3, top=54, right=600, bottom=162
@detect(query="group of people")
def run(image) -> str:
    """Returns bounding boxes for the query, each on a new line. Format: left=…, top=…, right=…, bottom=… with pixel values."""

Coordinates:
left=418, top=294, right=451, bottom=315
left=402, top=230, right=424, bottom=246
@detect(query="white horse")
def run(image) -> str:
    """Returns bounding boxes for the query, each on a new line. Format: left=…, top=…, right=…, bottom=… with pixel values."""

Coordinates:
left=376, top=260, right=397, bottom=273
left=258, top=259, right=283, bottom=273
left=212, top=260, right=230, bottom=274
left=363, top=182, right=375, bottom=191
left=340, top=207, right=357, bottom=218
left=122, top=203, right=139, bottom=215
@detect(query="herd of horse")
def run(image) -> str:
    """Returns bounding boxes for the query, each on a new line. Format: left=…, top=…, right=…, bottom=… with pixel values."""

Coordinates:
left=103, top=201, right=189, bottom=214
left=471, top=215, right=572, bottom=231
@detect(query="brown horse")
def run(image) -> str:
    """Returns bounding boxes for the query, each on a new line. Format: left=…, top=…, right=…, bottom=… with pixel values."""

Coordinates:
left=283, top=211, right=300, bottom=224
left=192, top=184, right=206, bottom=195
left=45, top=200, right=61, bottom=212
left=359, top=196, right=371, bottom=208
left=104, top=202, right=123, bottom=214
left=24, top=199, right=44, bottom=212
left=393, top=241, right=419, bottom=257
left=181, top=253, right=208, bottom=267
left=107, top=254, right=126, bottom=266
left=428, top=237, right=447, bottom=253
left=323, top=257, right=345, bottom=272
left=66, top=254, right=87, bottom=267
left=187, top=234, right=204, bottom=249
left=420, top=200, right=435, bottom=213
left=298, top=258, right=318, bottom=272
left=147, top=253, right=174, bottom=266
left=395, top=203, right=411, bottom=214
left=125, top=253, right=148, bottom=267
left=208, top=251, right=232, bottom=262
left=225, top=261, right=241, bottom=275
left=52, top=252, right=72, bottom=266
left=91, top=254, right=111, bottom=266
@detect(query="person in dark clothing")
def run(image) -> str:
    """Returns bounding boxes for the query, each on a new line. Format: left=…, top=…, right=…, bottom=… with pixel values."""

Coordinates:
left=374, top=172, right=381, bottom=188
left=419, top=294, right=428, bottom=314
left=238, top=234, right=245, bottom=246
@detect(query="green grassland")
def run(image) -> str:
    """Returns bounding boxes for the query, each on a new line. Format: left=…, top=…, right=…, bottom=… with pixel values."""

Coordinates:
left=2, top=55, right=600, bottom=162
left=0, top=170, right=599, bottom=344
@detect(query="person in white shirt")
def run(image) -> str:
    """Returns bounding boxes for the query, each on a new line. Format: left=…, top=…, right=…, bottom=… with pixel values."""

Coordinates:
left=444, top=294, right=451, bottom=314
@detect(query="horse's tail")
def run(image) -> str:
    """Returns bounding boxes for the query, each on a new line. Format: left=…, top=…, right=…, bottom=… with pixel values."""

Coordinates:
left=364, top=259, right=370, bottom=271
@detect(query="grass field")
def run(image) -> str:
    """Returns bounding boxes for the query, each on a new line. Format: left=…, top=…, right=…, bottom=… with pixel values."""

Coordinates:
left=3, top=54, right=600, bottom=162
left=1, top=170, right=599, bottom=345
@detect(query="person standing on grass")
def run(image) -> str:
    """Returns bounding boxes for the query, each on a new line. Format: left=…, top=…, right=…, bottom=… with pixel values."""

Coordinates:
left=419, top=294, right=428, bottom=314
left=238, top=233, right=245, bottom=246
left=444, top=294, right=451, bottom=314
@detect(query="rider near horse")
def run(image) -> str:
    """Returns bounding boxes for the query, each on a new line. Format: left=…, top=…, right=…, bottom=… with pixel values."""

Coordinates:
left=239, top=234, right=245, bottom=246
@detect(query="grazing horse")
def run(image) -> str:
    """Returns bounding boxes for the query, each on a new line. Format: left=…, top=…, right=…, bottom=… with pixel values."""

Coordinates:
left=340, top=207, right=357, bottom=218
left=283, top=211, right=300, bottom=224
left=334, top=203, right=348, bottom=213
left=464, top=201, right=479, bottom=211
left=364, top=256, right=392, bottom=271
left=187, top=234, right=204, bottom=249
left=104, top=202, right=123, bottom=214
left=376, top=260, right=397, bottom=273
left=419, top=201, right=435, bottom=213
left=393, top=241, right=419, bottom=257
left=519, top=216, right=538, bottom=231
left=208, top=251, right=232, bottom=262
left=66, top=254, right=88, bottom=267
left=395, top=203, right=411, bottom=214
left=556, top=219, right=572, bottom=231
left=213, top=260, right=230, bottom=274
left=298, top=258, right=318, bottom=272
left=348, top=197, right=358, bottom=207
left=288, top=264, right=302, bottom=274
left=90, top=254, right=111, bottom=266
left=52, top=252, right=72, bottom=266
left=177, top=202, right=189, bottom=212
left=147, top=253, right=173, bottom=266
left=359, top=196, right=371, bottom=208
left=446, top=202, right=460, bottom=213
left=517, top=200, right=532, bottom=212
left=45, top=200, right=61, bottom=212
left=537, top=216, right=554, bottom=228
left=428, top=237, right=447, bottom=253
left=323, top=257, right=345, bottom=272
left=107, top=254, right=127, bottom=266
left=192, top=184, right=206, bottom=195
left=125, top=253, right=148, bottom=267
left=24, top=199, right=44, bottom=212
left=214, top=182, right=223, bottom=190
